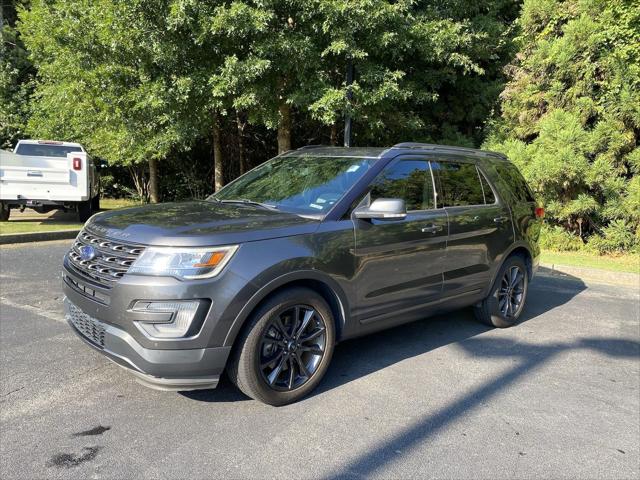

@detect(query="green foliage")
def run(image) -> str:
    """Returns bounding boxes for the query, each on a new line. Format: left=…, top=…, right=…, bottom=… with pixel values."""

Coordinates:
left=539, top=224, right=584, bottom=251
left=586, top=220, right=639, bottom=254
left=486, top=0, right=640, bottom=249
left=19, top=0, right=204, bottom=167
left=0, top=1, right=34, bottom=149
left=16, top=0, right=518, bottom=158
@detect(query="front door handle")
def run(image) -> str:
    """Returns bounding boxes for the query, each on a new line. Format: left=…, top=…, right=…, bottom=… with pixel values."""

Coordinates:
left=494, top=216, right=509, bottom=224
left=421, top=224, right=443, bottom=234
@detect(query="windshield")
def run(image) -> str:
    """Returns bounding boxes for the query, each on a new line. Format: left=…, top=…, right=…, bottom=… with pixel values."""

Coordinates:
left=15, top=143, right=83, bottom=157
left=209, top=154, right=377, bottom=215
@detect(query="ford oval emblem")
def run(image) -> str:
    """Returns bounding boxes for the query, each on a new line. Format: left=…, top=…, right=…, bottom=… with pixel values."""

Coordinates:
left=79, top=245, right=97, bottom=261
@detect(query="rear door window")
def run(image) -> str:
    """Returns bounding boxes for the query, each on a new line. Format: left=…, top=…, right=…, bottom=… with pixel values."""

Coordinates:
left=432, top=161, right=485, bottom=207
left=370, top=159, right=435, bottom=211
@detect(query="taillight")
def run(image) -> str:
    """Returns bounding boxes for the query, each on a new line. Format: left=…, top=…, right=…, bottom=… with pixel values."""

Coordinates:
left=72, top=157, right=82, bottom=170
left=535, top=206, right=545, bottom=218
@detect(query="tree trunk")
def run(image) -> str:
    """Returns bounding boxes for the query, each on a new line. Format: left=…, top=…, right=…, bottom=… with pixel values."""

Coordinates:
left=128, top=164, right=149, bottom=202
left=330, top=122, right=338, bottom=146
left=213, top=112, right=224, bottom=191
left=236, top=110, right=247, bottom=175
left=148, top=158, right=159, bottom=203
left=277, top=101, right=292, bottom=154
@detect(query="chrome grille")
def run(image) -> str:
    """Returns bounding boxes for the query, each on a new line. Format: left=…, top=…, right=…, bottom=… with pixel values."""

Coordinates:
left=66, top=229, right=145, bottom=288
left=66, top=301, right=106, bottom=348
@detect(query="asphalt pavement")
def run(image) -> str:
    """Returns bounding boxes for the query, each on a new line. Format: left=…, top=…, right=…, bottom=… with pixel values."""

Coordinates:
left=0, top=240, right=639, bottom=479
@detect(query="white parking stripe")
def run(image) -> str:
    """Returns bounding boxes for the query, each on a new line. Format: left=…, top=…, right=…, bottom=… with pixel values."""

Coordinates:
left=0, top=296, right=66, bottom=324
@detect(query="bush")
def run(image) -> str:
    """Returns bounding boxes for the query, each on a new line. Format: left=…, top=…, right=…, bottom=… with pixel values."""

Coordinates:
left=586, top=220, right=638, bottom=254
left=539, top=224, right=584, bottom=251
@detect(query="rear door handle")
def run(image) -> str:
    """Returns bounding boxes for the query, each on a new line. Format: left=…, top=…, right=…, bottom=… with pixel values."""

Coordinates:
left=421, top=224, right=443, bottom=234
left=494, top=216, right=509, bottom=224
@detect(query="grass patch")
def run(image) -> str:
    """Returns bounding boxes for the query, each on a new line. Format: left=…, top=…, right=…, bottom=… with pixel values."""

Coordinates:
left=541, top=250, right=639, bottom=274
left=0, top=198, right=142, bottom=235
left=100, top=198, right=141, bottom=210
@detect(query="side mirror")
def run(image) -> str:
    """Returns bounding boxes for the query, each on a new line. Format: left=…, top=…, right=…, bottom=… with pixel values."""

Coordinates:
left=354, top=198, right=407, bottom=220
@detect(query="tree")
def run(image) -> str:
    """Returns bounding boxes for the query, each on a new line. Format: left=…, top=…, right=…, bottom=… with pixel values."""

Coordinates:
left=19, top=0, right=207, bottom=202
left=0, top=0, right=34, bottom=149
left=485, top=0, right=640, bottom=250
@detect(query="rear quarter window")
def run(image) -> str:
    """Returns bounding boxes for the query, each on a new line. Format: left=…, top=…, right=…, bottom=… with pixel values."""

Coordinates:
left=494, top=162, right=535, bottom=203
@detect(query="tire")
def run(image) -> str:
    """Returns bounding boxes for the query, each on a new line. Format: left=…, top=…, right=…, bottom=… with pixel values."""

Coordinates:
left=77, top=200, right=92, bottom=222
left=0, top=202, right=10, bottom=221
left=91, top=195, right=100, bottom=212
left=474, top=254, right=529, bottom=328
left=227, top=287, right=336, bottom=406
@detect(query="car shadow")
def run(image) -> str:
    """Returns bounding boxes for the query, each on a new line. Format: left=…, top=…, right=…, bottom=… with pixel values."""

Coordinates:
left=182, top=268, right=588, bottom=404
left=313, top=268, right=587, bottom=397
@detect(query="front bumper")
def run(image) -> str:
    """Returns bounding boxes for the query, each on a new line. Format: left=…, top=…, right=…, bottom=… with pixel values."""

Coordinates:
left=64, top=297, right=230, bottom=391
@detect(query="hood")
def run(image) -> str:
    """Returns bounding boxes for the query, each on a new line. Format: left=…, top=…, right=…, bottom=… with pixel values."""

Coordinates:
left=85, top=201, right=320, bottom=246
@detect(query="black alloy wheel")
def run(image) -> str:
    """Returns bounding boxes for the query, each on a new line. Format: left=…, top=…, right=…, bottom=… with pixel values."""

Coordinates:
left=498, top=265, right=526, bottom=318
left=259, top=305, right=327, bottom=391
left=474, top=254, right=529, bottom=328
left=227, top=287, right=336, bottom=406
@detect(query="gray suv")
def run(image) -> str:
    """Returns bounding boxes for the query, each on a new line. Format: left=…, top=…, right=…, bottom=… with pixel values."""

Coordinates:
left=62, top=143, right=542, bottom=405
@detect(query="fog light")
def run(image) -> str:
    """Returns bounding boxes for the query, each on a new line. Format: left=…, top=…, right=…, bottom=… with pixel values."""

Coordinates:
left=132, top=301, right=200, bottom=339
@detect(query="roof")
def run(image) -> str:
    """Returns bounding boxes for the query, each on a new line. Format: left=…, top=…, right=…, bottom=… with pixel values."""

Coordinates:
left=17, top=139, right=84, bottom=148
left=289, top=143, right=506, bottom=161
left=286, top=146, right=389, bottom=158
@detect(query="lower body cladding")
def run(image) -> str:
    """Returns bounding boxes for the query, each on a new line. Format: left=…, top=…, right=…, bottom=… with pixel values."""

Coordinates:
left=63, top=297, right=231, bottom=391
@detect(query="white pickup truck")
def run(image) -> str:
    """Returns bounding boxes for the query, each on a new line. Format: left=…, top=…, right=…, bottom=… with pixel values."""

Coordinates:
left=0, top=140, right=100, bottom=222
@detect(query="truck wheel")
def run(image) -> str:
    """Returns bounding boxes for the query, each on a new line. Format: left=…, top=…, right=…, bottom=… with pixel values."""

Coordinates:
left=77, top=200, right=93, bottom=222
left=474, top=254, right=529, bottom=328
left=227, top=287, right=336, bottom=406
left=0, top=202, right=10, bottom=221
left=91, top=195, right=100, bottom=212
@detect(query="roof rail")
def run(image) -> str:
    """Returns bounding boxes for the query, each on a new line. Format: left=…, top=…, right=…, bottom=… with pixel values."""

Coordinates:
left=391, top=142, right=506, bottom=160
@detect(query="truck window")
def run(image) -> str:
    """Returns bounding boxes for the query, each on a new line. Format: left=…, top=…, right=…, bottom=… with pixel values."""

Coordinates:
left=15, top=144, right=83, bottom=157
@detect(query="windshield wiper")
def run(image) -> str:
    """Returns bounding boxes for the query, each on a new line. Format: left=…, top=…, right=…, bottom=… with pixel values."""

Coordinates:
left=213, top=198, right=279, bottom=211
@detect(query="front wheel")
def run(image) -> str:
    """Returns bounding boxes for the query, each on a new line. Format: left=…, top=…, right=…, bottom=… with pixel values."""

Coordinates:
left=474, top=254, right=529, bottom=328
left=0, top=202, right=10, bottom=221
left=227, top=287, right=336, bottom=406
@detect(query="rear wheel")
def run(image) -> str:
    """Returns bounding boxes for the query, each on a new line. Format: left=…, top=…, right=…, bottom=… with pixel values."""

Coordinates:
left=474, top=254, right=529, bottom=328
left=0, top=202, right=11, bottom=222
left=0, top=202, right=10, bottom=221
left=77, top=200, right=92, bottom=222
left=91, top=195, right=100, bottom=212
left=227, top=287, right=335, bottom=406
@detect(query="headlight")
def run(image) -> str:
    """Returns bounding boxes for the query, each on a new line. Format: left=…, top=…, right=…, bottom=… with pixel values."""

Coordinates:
left=129, top=245, right=238, bottom=280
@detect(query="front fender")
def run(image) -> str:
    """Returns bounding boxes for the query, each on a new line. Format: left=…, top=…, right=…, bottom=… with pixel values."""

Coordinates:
left=222, top=269, right=350, bottom=347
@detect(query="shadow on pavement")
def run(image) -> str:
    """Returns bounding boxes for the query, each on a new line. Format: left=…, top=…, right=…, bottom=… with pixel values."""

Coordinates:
left=322, top=334, right=639, bottom=480
left=184, top=270, right=589, bottom=404
left=315, top=269, right=587, bottom=396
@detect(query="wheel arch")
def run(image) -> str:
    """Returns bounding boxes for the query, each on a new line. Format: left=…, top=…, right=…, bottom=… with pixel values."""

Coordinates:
left=487, top=242, right=534, bottom=295
left=223, top=271, right=349, bottom=348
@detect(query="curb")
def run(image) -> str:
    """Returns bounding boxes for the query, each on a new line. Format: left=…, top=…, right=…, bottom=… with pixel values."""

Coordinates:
left=539, top=262, right=639, bottom=288
left=0, top=229, right=80, bottom=245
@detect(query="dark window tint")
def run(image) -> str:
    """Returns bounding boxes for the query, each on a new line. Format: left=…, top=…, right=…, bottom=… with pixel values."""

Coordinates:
left=479, top=170, right=496, bottom=204
left=370, top=159, right=434, bottom=211
left=15, top=144, right=83, bottom=157
left=495, top=163, right=535, bottom=203
left=434, top=161, right=485, bottom=207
